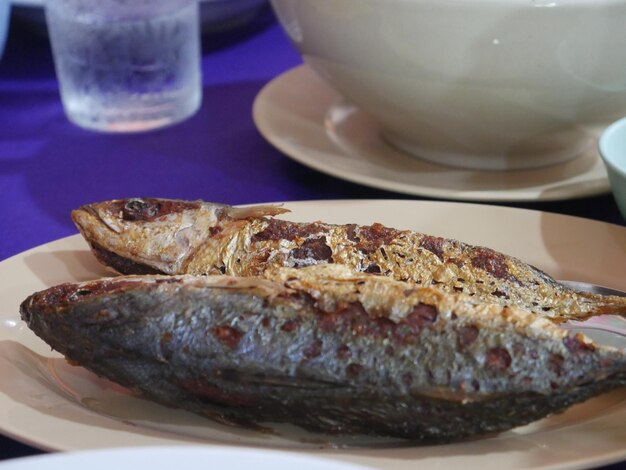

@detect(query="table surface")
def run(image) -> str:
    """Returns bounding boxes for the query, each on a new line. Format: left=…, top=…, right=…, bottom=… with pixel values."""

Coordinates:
left=0, top=4, right=624, bottom=468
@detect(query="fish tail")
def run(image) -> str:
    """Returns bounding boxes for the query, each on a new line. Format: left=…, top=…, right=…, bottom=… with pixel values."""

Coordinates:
left=578, top=292, right=626, bottom=319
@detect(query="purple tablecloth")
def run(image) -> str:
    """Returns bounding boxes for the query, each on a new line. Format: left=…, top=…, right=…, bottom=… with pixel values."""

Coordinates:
left=0, top=5, right=624, bottom=467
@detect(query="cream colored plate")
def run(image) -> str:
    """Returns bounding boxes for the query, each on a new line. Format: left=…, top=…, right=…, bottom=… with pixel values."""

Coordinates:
left=253, top=66, right=611, bottom=202
left=1, top=200, right=626, bottom=469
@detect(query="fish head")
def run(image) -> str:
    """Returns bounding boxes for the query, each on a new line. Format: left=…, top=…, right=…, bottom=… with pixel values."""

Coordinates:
left=71, top=198, right=227, bottom=274
left=71, top=198, right=291, bottom=275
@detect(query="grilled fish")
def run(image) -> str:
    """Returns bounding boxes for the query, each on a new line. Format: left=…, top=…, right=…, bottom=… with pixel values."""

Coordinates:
left=20, top=265, right=626, bottom=442
left=71, top=197, right=626, bottom=323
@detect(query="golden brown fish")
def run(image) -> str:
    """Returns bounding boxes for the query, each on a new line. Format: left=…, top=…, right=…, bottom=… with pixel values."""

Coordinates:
left=71, top=197, right=626, bottom=323
left=19, top=265, right=626, bottom=442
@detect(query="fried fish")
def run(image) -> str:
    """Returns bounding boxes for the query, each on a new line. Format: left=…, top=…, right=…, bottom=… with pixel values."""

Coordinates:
left=71, top=197, right=626, bottom=323
left=19, top=265, right=626, bottom=442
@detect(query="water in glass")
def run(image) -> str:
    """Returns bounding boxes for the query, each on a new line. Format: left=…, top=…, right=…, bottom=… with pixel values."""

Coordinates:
left=46, top=0, right=202, bottom=132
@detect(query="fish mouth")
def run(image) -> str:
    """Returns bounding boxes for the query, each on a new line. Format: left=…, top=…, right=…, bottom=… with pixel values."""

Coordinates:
left=81, top=203, right=101, bottom=220
left=72, top=204, right=124, bottom=235
left=89, top=242, right=166, bottom=275
left=71, top=203, right=165, bottom=274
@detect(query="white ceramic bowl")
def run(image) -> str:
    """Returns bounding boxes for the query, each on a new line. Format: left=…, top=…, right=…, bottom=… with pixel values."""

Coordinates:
left=271, top=0, right=626, bottom=170
left=598, top=117, right=626, bottom=220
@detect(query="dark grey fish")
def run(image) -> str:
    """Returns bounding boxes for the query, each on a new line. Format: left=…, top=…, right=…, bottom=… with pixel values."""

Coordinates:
left=19, top=265, right=626, bottom=443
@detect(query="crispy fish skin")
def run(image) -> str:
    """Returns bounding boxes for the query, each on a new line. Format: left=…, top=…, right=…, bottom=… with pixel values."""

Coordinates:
left=71, top=197, right=626, bottom=323
left=20, top=265, right=626, bottom=442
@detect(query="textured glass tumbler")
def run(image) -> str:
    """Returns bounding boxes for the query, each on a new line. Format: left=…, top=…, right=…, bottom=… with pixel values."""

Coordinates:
left=46, top=0, right=202, bottom=132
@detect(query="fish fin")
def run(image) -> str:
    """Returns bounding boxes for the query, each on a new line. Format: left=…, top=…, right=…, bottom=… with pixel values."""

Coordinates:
left=214, top=369, right=346, bottom=390
left=197, top=409, right=273, bottom=432
left=225, top=204, right=291, bottom=220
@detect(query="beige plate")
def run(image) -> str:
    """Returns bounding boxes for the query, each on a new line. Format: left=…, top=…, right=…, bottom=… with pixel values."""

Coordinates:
left=253, top=66, right=611, bottom=202
left=1, top=200, right=626, bottom=469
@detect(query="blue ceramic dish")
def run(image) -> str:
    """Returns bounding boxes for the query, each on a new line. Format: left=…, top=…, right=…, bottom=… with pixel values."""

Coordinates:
left=0, top=0, right=10, bottom=60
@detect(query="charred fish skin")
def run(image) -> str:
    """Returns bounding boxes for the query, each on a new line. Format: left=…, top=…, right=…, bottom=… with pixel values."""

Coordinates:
left=20, top=266, right=626, bottom=442
left=71, top=197, right=626, bottom=323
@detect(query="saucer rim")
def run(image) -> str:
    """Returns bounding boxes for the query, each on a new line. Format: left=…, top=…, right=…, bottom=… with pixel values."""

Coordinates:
left=253, top=64, right=611, bottom=202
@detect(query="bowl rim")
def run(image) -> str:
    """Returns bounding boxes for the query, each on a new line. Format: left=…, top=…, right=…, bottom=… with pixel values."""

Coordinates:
left=599, top=116, right=626, bottom=177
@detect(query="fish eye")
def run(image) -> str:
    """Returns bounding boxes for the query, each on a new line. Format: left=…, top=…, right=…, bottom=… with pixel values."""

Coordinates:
left=122, top=199, right=159, bottom=221
left=69, top=289, right=92, bottom=300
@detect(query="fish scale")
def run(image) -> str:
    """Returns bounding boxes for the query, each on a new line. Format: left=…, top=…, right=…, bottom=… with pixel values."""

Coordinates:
left=71, top=197, right=626, bottom=323
left=20, top=265, right=626, bottom=442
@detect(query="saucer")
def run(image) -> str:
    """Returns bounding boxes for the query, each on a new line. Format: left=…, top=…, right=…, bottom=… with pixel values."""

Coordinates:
left=253, top=65, right=611, bottom=202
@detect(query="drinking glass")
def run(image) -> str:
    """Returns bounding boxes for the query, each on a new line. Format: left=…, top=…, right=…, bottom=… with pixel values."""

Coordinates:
left=46, top=0, right=202, bottom=132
